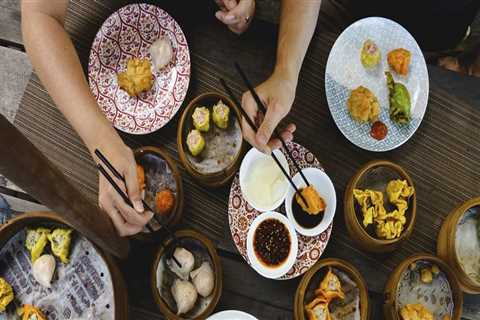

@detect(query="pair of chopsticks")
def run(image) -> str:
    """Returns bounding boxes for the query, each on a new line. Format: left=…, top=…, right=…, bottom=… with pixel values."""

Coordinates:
left=219, top=63, right=311, bottom=206
left=95, top=149, right=181, bottom=268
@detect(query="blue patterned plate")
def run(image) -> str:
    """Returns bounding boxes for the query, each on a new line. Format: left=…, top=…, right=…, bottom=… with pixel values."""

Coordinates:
left=325, top=17, right=429, bottom=152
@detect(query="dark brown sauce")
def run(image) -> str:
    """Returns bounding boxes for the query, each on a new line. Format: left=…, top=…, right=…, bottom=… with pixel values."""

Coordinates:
left=292, top=194, right=323, bottom=229
left=253, top=218, right=291, bottom=267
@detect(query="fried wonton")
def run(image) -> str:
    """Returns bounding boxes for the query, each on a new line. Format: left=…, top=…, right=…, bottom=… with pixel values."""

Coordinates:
left=347, top=86, right=380, bottom=123
left=296, top=186, right=326, bottom=215
left=315, top=268, right=345, bottom=301
left=117, top=58, right=153, bottom=96
left=400, top=303, right=433, bottom=320
left=305, top=297, right=331, bottom=320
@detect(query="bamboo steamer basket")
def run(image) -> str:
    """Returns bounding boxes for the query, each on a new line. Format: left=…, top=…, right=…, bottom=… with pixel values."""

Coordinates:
left=177, top=92, right=246, bottom=188
left=344, top=160, right=417, bottom=253
left=384, top=254, right=463, bottom=320
left=151, top=229, right=223, bottom=319
left=437, top=197, right=480, bottom=294
left=0, top=211, right=128, bottom=319
left=294, top=258, right=370, bottom=320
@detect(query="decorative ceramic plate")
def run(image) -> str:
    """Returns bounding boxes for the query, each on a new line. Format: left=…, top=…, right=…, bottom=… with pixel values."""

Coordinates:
left=325, top=17, right=429, bottom=152
left=207, top=310, right=258, bottom=320
left=88, top=3, right=191, bottom=134
left=228, top=142, right=333, bottom=280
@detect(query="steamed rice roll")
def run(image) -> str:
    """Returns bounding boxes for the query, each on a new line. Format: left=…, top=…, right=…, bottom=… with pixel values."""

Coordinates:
left=192, top=107, right=210, bottom=132
left=187, top=129, right=205, bottom=156
left=212, top=100, right=230, bottom=129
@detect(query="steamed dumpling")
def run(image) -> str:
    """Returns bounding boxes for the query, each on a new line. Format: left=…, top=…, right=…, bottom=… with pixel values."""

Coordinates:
left=167, top=247, right=195, bottom=280
left=190, top=262, right=214, bottom=297
left=171, top=279, right=197, bottom=315
left=32, top=254, right=56, bottom=288
left=149, top=36, right=173, bottom=71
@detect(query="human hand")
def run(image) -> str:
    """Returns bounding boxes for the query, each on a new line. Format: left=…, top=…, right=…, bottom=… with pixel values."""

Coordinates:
left=96, top=142, right=153, bottom=236
left=241, top=72, right=297, bottom=154
left=215, top=0, right=255, bottom=35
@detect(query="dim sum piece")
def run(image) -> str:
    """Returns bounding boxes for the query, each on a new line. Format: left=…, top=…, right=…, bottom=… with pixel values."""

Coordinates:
left=19, top=305, right=47, bottom=320
left=0, top=277, right=14, bottom=312
left=171, top=279, right=198, bottom=315
left=192, top=107, right=210, bottom=132
left=47, top=228, right=73, bottom=264
left=296, top=186, right=326, bottom=215
left=315, top=268, right=345, bottom=301
left=155, top=189, right=175, bottom=216
left=167, top=247, right=195, bottom=280
left=347, top=86, right=380, bottom=123
left=420, top=268, right=433, bottom=284
left=117, top=58, right=153, bottom=96
left=305, top=297, right=331, bottom=320
left=212, top=100, right=230, bottom=129
left=149, top=36, right=173, bottom=71
left=32, top=254, right=56, bottom=288
left=186, top=130, right=206, bottom=156
left=360, top=39, right=381, bottom=69
left=190, top=262, right=215, bottom=297
left=399, top=303, right=433, bottom=320
left=387, top=48, right=411, bottom=75
left=386, top=72, right=411, bottom=124
left=25, top=228, right=50, bottom=263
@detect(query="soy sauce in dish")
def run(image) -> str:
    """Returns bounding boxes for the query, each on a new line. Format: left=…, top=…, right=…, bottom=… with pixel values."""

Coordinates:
left=254, top=218, right=291, bottom=267
left=292, top=193, right=323, bottom=228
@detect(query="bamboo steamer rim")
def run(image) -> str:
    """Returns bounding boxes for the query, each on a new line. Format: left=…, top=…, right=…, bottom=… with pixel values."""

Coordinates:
left=294, top=258, right=370, bottom=320
left=383, top=253, right=463, bottom=320
left=345, top=159, right=417, bottom=245
left=0, top=211, right=128, bottom=320
left=177, top=92, right=245, bottom=184
left=441, top=196, right=480, bottom=292
left=151, top=229, right=223, bottom=320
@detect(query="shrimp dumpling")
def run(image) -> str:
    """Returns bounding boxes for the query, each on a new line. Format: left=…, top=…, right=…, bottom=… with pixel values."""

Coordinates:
left=32, top=254, right=56, bottom=288
left=167, top=247, right=195, bottom=280
left=190, top=262, right=214, bottom=297
left=171, top=279, right=197, bottom=315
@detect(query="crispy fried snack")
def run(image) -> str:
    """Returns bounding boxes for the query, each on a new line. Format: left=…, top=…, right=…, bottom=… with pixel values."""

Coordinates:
left=117, top=58, right=153, bottom=96
left=0, top=277, right=14, bottom=312
left=296, top=186, right=326, bottom=215
left=19, top=305, right=47, bottom=320
left=347, top=86, right=380, bottom=123
left=387, top=48, right=411, bottom=75
left=315, top=268, right=345, bottom=301
left=400, top=304, right=433, bottom=320
left=155, top=189, right=175, bottom=216
left=305, top=296, right=331, bottom=320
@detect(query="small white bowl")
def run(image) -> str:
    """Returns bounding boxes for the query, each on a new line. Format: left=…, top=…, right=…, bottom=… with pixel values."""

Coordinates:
left=285, top=168, right=337, bottom=237
left=239, top=148, right=290, bottom=212
left=246, top=211, right=298, bottom=279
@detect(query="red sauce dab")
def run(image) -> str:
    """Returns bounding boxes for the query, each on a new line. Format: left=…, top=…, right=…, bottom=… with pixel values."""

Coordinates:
left=370, top=121, right=388, bottom=140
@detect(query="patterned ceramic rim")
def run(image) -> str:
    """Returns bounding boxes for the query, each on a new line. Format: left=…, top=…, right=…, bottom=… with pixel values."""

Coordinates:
left=325, top=17, right=429, bottom=152
left=228, top=142, right=333, bottom=280
left=88, top=3, right=191, bottom=134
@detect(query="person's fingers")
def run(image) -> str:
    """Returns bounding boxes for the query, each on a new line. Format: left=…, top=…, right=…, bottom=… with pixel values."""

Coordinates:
left=285, top=123, right=296, bottom=134
left=267, top=138, right=282, bottom=151
left=124, top=160, right=144, bottom=213
left=256, top=103, right=284, bottom=149
left=279, top=130, right=293, bottom=142
left=241, top=91, right=270, bottom=153
left=223, top=0, right=238, bottom=10
left=99, top=197, right=142, bottom=236
left=215, top=10, right=239, bottom=24
left=113, top=191, right=153, bottom=227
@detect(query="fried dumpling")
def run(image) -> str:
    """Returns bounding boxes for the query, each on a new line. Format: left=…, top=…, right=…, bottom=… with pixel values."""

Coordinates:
left=400, top=303, right=433, bottom=320
left=387, top=48, right=411, bottom=76
left=32, top=254, right=56, bottom=288
left=315, top=268, right=345, bottom=301
left=0, top=277, right=14, bottom=312
left=192, top=107, right=210, bottom=132
left=48, top=228, right=73, bottom=264
left=190, top=262, right=214, bottom=297
left=296, top=186, right=326, bottom=215
left=171, top=279, right=197, bottom=315
left=19, top=304, right=47, bottom=320
left=167, top=247, right=195, bottom=280
left=117, top=58, right=153, bottom=96
left=25, top=228, right=50, bottom=263
left=305, top=297, right=331, bottom=320
left=212, top=100, right=230, bottom=129
left=347, top=86, right=380, bottom=123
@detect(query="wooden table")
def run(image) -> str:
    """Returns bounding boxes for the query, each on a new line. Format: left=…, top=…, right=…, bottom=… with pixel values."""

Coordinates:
left=1, top=0, right=480, bottom=319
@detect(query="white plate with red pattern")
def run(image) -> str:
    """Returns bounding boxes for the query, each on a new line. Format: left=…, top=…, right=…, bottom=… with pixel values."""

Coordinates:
left=228, top=142, right=333, bottom=280
left=88, top=3, right=191, bottom=134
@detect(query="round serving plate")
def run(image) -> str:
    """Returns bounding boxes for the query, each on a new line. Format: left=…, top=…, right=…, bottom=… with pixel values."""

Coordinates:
left=0, top=211, right=127, bottom=319
left=88, top=3, right=191, bottom=134
left=325, top=17, right=429, bottom=152
left=207, top=310, right=258, bottom=320
left=228, top=142, right=333, bottom=280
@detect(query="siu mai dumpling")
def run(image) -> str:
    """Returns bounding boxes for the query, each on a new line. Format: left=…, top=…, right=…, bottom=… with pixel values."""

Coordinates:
left=190, top=262, right=214, bottom=297
left=167, top=247, right=195, bottom=280
left=25, top=228, right=50, bottom=263
left=186, top=129, right=205, bottom=157
left=315, top=268, right=345, bottom=301
left=212, top=100, right=230, bottom=129
left=305, top=297, right=331, bottom=320
left=47, top=228, right=73, bottom=264
left=192, top=107, right=210, bottom=132
left=171, top=279, right=198, bottom=315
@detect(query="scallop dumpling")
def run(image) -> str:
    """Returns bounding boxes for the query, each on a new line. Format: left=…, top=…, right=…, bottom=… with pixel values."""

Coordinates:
left=171, top=279, right=197, bottom=315
left=167, top=247, right=195, bottom=280
left=32, top=254, right=56, bottom=288
left=190, top=262, right=214, bottom=297
left=149, top=36, right=173, bottom=71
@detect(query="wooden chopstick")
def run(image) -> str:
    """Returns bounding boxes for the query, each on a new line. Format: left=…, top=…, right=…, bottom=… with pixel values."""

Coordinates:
left=234, top=62, right=311, bottom=187
left=219, top=78, right=308, bottom=206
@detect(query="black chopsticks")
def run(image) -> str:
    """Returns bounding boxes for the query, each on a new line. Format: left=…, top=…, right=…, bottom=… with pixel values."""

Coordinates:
left=219, top=79, right=308, bottom=206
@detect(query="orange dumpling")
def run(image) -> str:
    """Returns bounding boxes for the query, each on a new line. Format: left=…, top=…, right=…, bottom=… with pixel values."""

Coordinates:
left=305, top=296, right=331, bottom=320
left=314, top=268, right=345, bottom=301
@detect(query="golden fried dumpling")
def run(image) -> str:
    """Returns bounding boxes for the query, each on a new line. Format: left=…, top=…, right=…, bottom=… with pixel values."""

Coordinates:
left=117, top=58, right=153, bottom=96
left=386, top=179, right=414, bottom=204
left=48, top=228, right=73, bottom=264
left=0, top=277, right=14, bottom=312
left=315, top=268, right=345, bottom=301
left=296, top=186, right=326, bottom=215
left=305, top=297, right=331, bottom=320
left=420, top=267, right=433, bottom=284
left=353, top=189, right=385, bottom=227
left=388, top=48, right=411, bottom=76
left=400, top=303, right=433, bottom=320
left=25, top=228, right=50, bottom=263
left=347, top=86, right=380, bottom=123
left=19, top=304, right=47, bottom=320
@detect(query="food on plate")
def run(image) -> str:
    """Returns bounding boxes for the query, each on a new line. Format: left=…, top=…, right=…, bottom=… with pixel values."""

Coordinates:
left=386, top=71, right=411, bottom=124
left=190, top=262, right=215, bottom=297
left=149, top=36, right=173, bottom=71
left=18, top=304, right=47, bottom=320
left=167, top=247, right=195, bottom=280
left=253, top=218, right=291, bottom=267
left=420, top=267, right=433, bottom=284
left=296, top=186, right=326, bottom=215
left=243, top=156, right=288, bottom=209
left=305, top=297, right=331, bottom=320
left=186, top=129, right=206, bottom=157
left=347, top=86, right=380, bottom=123
left=387, top=48, right=411, bottom=76
left=155, top=189, right=175, bottom=216
left=32, top=254, right=56, bottom=288
left=171, top=279, right=198, bottom=315
left=192, top=107, right=210, bottom=132
left=117, top=58, right=153, bottom=96
left=315, top=268, right=345, bottom=301
left=370, top=121, right=388, bottom=141
left=455, top=208, right=480, bottom=285
left=400, top=303, right=433, bottom=320
left=360, top=39, right=381, bottom=69
left=47, top=228, right=73, bottom=264
left=0, top=277, right=14, bottom=312
left=212, top=100, right=230, bottom=129
left=25, top=227, right=50, bottom=262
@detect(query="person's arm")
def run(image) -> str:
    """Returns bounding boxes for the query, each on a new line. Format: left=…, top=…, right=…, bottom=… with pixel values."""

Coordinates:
left=242, top=0, right=321, bottom=153
left=21, top=0, right=152, bottom=236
